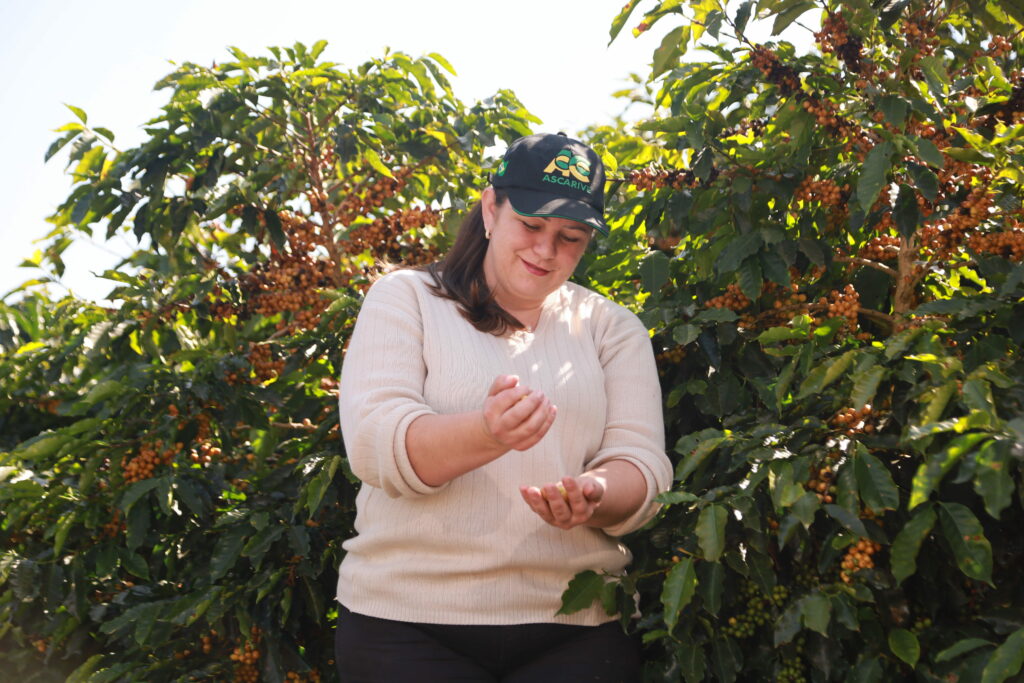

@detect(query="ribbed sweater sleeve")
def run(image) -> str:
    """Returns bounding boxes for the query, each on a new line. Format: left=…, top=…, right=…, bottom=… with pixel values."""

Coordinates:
left=587, top=299, right=672, bottom=536
left=337, top=271, right=445, bottom=498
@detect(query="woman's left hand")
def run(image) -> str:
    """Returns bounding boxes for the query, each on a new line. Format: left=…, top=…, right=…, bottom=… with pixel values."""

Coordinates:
left=519, top=476, right=604, bottom=530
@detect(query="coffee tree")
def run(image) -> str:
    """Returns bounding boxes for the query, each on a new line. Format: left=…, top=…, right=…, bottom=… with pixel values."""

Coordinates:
left=0, top=42, right=536, bottom=681
left=557, top=1, right=1024, bottom=681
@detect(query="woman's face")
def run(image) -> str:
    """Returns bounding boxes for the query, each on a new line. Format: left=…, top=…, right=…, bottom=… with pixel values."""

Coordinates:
left=480, top=187, right=593, bottom=313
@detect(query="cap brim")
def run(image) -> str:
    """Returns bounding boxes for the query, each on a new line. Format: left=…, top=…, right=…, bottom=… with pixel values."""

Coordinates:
left=504, top=188, right=609, bottom=235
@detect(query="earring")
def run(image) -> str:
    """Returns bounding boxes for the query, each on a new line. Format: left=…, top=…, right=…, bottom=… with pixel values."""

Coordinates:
left=484, top=228, right=492, bottom=239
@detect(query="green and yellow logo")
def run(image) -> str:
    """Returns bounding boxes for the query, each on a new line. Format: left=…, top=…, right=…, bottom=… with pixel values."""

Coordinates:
left=496, top=160, right=509, bottom=177
left=541, top=148, right=592, bottom=192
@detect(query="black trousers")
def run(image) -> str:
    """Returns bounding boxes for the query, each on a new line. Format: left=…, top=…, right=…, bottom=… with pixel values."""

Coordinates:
left=334, top=604, right=641, bottom=682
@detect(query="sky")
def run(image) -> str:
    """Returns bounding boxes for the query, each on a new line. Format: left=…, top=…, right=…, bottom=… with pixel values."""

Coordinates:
left=0, top=0, right=814, bottom=304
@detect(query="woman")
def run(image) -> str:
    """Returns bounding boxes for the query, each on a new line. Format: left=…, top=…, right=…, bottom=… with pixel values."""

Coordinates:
left=335, top=133, right=672, bottom=682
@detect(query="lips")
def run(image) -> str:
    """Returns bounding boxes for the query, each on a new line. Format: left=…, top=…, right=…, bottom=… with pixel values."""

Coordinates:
left=520, top=258, right=550, bottom=276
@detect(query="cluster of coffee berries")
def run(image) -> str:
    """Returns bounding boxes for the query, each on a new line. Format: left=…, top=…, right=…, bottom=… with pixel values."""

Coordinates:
left=706, top=283, right=751, bottom=311
left=35, top=397, right=60, bottom=414
left=919, top=187, right=995, bottom=259
left=859, top=234, right=900, bottom=261
left=335, top=167, right=413, bottom=225
left=988, top=35, right=1014, bottom=58
left=752, top=46, right=801, bottom=95
left=831, top=404, right=877, bottom=436
left=721, top=118, right=767, bottom=139
left=722, top=581, right=790, bottom=639
left=840, top=537, right=882, bottom=583
left=987, top=81, right=1024, bottom=125
left=814, top=12, right=864, bottom=73
left=628, top=168, right=700, bottom=191
left=121, top=440, right=179, bottom=483
left=649, top=235, right=681, bottom=252
left=794, top=178, right=846, bottom=207
left=805, top=465, right=836, bottom=504
left=967, top=228, right=1024, bottom=261
left=248, top=343, right=286, bottom=383
left=911, top=616, right=934, bottom=634
left=100, top=509, right=125, bottom=539
left=655, top=345, right=686, bottom=373
left=285, top=670, right=322, bottom=683
left=800, top=97, right=849, bottom=133
left=344, top=207, right=442, bottom=265
left=201, top=630, right=218, bottom=654
left=816, top=284, right=860, bottom=335
left=189, top=441, right=222, bottom=466
left=777, top=651, right=808, bottom=683
left=902, top=12, right=939, bottom=59
left=231, top=627, right=263, bottom=683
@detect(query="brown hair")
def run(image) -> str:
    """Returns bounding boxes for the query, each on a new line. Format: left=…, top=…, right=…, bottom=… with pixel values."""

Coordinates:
left=422, top=189, right=524, bottom=336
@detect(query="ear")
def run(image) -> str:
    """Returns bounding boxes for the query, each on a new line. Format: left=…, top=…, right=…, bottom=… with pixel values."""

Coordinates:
left=480, top=187, right=497, bottom=231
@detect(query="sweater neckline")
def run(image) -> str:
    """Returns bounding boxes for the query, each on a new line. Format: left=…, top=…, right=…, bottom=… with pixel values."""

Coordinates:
left=513, top=286, right=562, bottom=338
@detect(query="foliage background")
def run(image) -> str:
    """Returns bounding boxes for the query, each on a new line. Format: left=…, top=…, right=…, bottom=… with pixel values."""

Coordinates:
left=3, top=1, right=1024, bottom=682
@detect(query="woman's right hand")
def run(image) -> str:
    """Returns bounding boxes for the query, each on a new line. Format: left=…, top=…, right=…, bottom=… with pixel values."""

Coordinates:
left=481, top=375, right=556, bottom=452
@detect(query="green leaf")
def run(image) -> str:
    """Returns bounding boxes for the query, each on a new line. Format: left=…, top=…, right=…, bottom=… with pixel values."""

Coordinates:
left=935, top=637, right=993, bottom=663
left=122, top=550, right=150, bottom=580
left=801, top=592, right=831, bottom=635
left=609, top=0, right=642, bottom=44
left=677, top=641, right=707, bottom=683
left=67, top=654, right=105, bottom=683
left=737, top=256, right=762, bottom=300
left=640, top=250, right=671, bottom=292
left=362, top=148, right=394, bottom=178
left=771, top=1, right=816, bottom=34
left=673, top=323, right=701, bottom=346
left=824, top=504, right=869, bottom=537
left=974, top=440, right=1014, bottom=519
left=697, top=561, right=725, bottom=616
left=427, top=52, right=458, bottom=76
left=734, top=0, right=754, bottom=36
left=825, top=350, right=859, bottom=391
left=305, top=455, right=341, bottom=516
left=263, top=209, right=286, bottom=250
left=916, top=138, right=945, bottom=168
left=119, top=478, right=162, bottom=513
left=656, top=490, right=699, bottom=505
left=889, top=628, right=921, bottom=668
left=210, top=525, right=248, bottom=580
left=878, top=95, right=909, bottom=127
left=65, top=103, right=88, bottom=124
left=717, top=232, right=762, bottom=273
left=653, top=26, right=689, bottom=78
left=891, top=504, right=936, bottom=583
left=980, top=628, right=1024, bottom=683
left=910, top=433, right=988, bottom=508
left=854, top=450, right=899, bottom=512
left=662, top=557, right=698, bottom=631
left=858, top=141, right=894, bottom=214
left=774, top=600, right=802, bottom=646
left=557, top=570, right=604, bottom=615
left=918, top=55, right=951, bottom=97
left=757, top=327, right=803, bottom=344
left=696, top=504, right=728, bottom=561
left=908, top=163, right=939, bottom=201
left=938, top=502, right=993, bottom=582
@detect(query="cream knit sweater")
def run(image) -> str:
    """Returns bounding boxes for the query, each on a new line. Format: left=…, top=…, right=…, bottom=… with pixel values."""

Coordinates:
left=336, top=269, right=671, bottom=626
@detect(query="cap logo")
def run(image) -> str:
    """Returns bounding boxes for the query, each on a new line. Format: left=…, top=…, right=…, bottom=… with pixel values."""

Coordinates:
left=541, top=148, right=592, bottom=193
left=496, top=160, right=508, bottom=177
left=543, top=149, right=591, bottom=181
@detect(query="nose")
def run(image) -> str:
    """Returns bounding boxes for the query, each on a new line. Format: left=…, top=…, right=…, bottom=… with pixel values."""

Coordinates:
left=533, top=232, right=557, bottom=260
